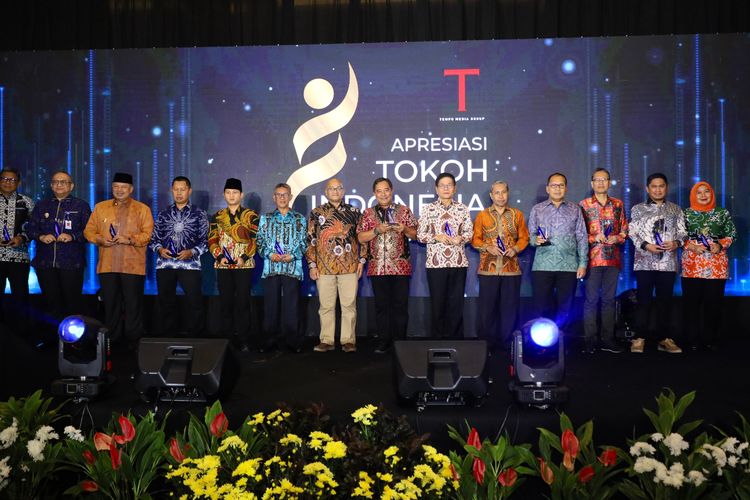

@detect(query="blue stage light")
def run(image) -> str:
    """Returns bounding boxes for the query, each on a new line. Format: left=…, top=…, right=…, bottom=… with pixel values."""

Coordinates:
left=561, top=59, right=576, bottom=74
left=529, top=318, right=559, bottom=347
left=59, top=316, right=86, bottom=343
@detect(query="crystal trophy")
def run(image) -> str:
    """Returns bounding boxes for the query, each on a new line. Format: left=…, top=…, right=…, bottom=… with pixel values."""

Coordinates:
left=2, top=224, right=10, bottom=243
left=536, top=225, right=551, bottom=246
left=109, top=223, right=117, bottom=239
left=168, top=237, right=179, bottom=257
left=221, top=246, right=236, bottom=265
left=386, top=207, right=397, bottom=225
left=274, top=240, right=285, bottom=255
left=54, top=220, right=62, bottom=239
left=496, top=235, right=506, bottom=253
left=602, top=220, right=613, bottom=239
left=444, top=222, right=454, bottom=237
left=653, top=221, right=666, bottom=260
left=699, top=233, right=711, bottom=251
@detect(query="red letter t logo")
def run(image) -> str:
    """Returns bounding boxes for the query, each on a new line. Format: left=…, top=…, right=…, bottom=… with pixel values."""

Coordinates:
left=444, top=68, right=480, bottom=112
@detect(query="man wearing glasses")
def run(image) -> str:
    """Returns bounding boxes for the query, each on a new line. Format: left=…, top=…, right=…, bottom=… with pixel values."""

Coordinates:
left=527, top=172, right=588, bottom=331
left=306, top=178, right=365, bottom=352
left=256, top=183, right=307, bottom=353
left=0, top=168, right=34, bottom=337
left=579, top=168, right=628, bottom=353
left=27, top=171, right=91, bottom=343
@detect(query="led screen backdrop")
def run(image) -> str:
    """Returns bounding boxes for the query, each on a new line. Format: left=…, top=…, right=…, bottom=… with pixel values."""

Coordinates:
left=1, top=34, right=748, bottom=296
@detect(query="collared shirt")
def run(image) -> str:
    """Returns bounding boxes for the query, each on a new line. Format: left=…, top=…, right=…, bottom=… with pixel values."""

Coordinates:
left=149, top=203, right=209, bottom=271
left=306, top=202, right=364, bottom=275
left=256, top=209, right=307, bottom=280
left=357, top=204, right=418, bottom=276
left=471, top=205, right=529, bottom=276
left=27, top=196, right=91, bottom=269
left=629, top=200, right=687, bottom=272
left=84, top=198, right=154, bottom=275
left=579, top=195, right=629, bottom=269
left=0, top=192, right=34, bottom=264
left=208, top=206, right=259, bottom=270
left=417, top=200, right=473, bottom=269
left=528, top=199, right=588, bottom=272
left=682, top=207, right=736, bottom=279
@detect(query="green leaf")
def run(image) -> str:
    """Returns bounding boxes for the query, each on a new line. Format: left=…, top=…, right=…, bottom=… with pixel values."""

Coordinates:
left=643, top=408, right=661, bottom=432
left=673, top=391, right=696, bottom=421
left=675, top=419, right=703, bottom=438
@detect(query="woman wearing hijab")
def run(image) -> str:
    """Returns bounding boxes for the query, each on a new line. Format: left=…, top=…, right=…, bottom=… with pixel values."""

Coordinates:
left=682, top=181, right=736, bottom=351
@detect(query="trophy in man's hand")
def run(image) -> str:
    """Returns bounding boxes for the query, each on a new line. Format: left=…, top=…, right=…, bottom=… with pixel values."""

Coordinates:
left=386, top=207, right=397, bottom=226
left=536, top=225, right=551, bottom=246
left=496, top=235, right=506, bottom=253
left=168, top=237, right=179, bottom=258
left=2, top=224, right=11, bottom=243
left=109, top=223, right=117, bottom=240
left=444, top=222, right=454, bottom=237
left=54, top=220, right=62, bottom=239
left=602, top=220, right=613, bottom=240
left=221, top=246, right=236, bottom=265
left=274, top=240, right=285, bottom=255
left=653, top=221, right=667, bottom=260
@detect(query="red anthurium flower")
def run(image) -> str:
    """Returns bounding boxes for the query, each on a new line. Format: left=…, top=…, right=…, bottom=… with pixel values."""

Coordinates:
left=561, top=429, right=580, bottom=472
left=93, top=432, right=113, bottom=451
left=169, top=437, right=188, bottom=462
left=472, top=457, right=486, bottom=485
left=467, top=427, right=482, bottom=450
left=450, top=463, right=460, bottom=481
left=210, top=412, right=229, bottom=438
left=80, top=480, right=99, bottom=492
left=578, top=465, right=595, bottom=484
left=598, top=448, right=617, bottom=467
left=117, top=416, right=136, bottom=443
left=82, top=449, right=96, bottom=465
left=538, top=458, right=555, bottom=485
left=498, top=467, right=518, bottom=487
left=109, top=443, right=122, bottom=470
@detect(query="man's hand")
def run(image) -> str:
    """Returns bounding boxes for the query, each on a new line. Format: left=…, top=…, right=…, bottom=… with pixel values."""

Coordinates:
left=486, top=245, right=502, bottom=257
left=391, top=223, right=404, bottom=234
left=505, top=247, right=517, bottom=258
left=357, top=262, right=364, bottom=279
left=176, top=249, right=193, bottom=260
left=576, top=267, right=587, bottom=280
left=39, top=234, right=56, bottom=244
left=709, top=242, right=722, bottom=254
left=662, top=240, right=680, bottom=252
left=8, top=236, right=23, bottom=248
left=310, top=267, right=319, bottom=281
left=57, top=233, right=73, bottom=243
left=270, top=253, right=282, bottom=262
left=435, top=234, right=452, bottom=245
left=535, top=235, right=548, bottom=246
left=112, top=235, right=130, bottom=245
left=644, top=243, right=664, bottom=254
left=451, top=236, right=463, bottom=246
left=158, top=247, right=173, bottom=259
left=595, top=233, right=607, bottom=244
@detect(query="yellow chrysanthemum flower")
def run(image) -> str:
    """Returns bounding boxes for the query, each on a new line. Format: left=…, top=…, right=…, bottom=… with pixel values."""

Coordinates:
left=377, top=472, right=394, bottom=483
left=247, top=412, right=265, bottom=426
left=233, top=458, right=263, bottom=482
left=352, top=471, right=375, bottom=498
left=351, top=404, right=378, bottom=426
left=323, top=440, right=347, bottom=459
left=279, top=433, right=303, bottom=447
left=217, top=435, right=249, bottom=454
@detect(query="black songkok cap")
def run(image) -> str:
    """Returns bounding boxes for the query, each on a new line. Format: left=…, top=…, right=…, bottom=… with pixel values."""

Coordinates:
left=224, top=178, right=243, bottom=191
left=112, top=172, right=133, bottom=184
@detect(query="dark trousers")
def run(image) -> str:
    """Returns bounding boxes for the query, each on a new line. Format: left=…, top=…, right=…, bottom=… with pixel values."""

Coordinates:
left=477, top=274, right=521, bottom=348
left=682, top=277, right=726, bottom=348
left=0, top=261, right=30, bottom=334
left=531, top=271, right=577, bottom=330
left=99, top=272, right=146, bottom=342
left=216, top=269, right=252, bottom=341
left=426, top=267, right=467, bottom=338
left=262, top=275, right=301, bottom=348
left=370, top=275, right=410, bottom=344
left=583, top=266, right=620, bottom=345
left=36, top=267, right=85, bottom=330
left=156, top=269, right=204, bottom=337
left=635, top=270, right=676, bottom=342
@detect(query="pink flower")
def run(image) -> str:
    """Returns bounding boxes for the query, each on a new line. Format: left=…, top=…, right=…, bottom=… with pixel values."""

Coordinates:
left=210, top=412, right=228, bottom=438
left=93, top=432, right=113, bottom=451
left=578, top=465, right=595, bottom=484
left=82, top=449, right=96, bottom=465
left=498, top=467, right=518, bottom=487
left=80, top=480, right=99, bottom=492
left=169, top=437, right=188, bottom=462
left=109, top=443, right=122, bottom=470
left=598, top=448, right=617, bottom=467
left=538, top=458, right=555, bottom=485
left=561, top=429, right=580, bottom=472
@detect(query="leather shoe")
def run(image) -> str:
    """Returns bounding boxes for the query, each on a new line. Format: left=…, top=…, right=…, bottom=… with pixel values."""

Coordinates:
left=313, top=342, right=334, bottom=352
left=374, top=341, right=392, bottom=354
left=342, top=343, right=357, bottom=353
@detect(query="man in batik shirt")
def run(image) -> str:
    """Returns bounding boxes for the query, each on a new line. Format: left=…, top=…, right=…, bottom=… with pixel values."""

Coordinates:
left=150, top=176, right=208, bottom=337
left=208, top=178, right=259, bottom=351
left=306, top=178, right=365, bottom=353
left=417, top=172, right=473, bottom=339
left=357, top=177, right=417, bottom=353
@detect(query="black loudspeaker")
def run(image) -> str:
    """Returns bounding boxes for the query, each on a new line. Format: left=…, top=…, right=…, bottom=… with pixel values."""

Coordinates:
left=394, top=340, right=490, bottom=411
left=134, top=338, right=237, bottom=403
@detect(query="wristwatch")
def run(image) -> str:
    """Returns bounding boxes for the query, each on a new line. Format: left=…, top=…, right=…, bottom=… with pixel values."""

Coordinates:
left=359, top=257, right=367, bottom=264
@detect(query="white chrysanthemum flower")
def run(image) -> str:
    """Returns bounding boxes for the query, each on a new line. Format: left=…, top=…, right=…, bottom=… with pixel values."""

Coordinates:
left=663, top=433, right=689, bottom=457
left=35, top=426, right=59, bottom=443
left=20, top=464, right=29, bottom=472
left=651, top=432, right=664, bottom=442
left=0, top=456, right=11, bottom=480
left=737, top=442, right=749, bottom=453
left=703, top=444, right=728, bottom=468
left=688, top=470, right=707, bottom=486
left=728, top=456, right=739, bottom=467
left=63, top=426, right=85, bottom=442
left=0, top=419, right=19, bottom=450
left=721, top=437, right=739, bottom=453
left=653, top=461, right=669, bottom=483
left=630, top=442, right=657, bottom=457
left=634, top=457, right=659, bottom=473
left=26, top=439, right=46, bottom=462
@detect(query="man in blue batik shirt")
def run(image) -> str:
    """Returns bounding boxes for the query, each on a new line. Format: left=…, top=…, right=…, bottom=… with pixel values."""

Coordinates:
left=528, top=172, right=589, bottom=330
left=149, top=176, right=208, bottom=336
left=255, top=183, right=307, bottom=352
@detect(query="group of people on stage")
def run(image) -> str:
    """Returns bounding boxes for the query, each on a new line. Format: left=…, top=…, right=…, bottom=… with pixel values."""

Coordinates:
left=0, top=165, right=736, bottom=355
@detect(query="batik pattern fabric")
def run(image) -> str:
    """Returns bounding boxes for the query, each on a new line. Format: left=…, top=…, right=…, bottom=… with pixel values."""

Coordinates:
left=471, top=206, right=529, bottom=276
left=527, top=200, right=589, bottom=272
left=682, top=207, right=736, bottom=279
left=0, top=192, right=34, bottom=263
left=256, top=209, right=307, bottom=280
left=357, top=204, right=417, bottom=276
left=149, top=203, right=209, bottom=271
left=629, top=200, right=687, bottom=272
left=27, top=196, right=91, bottom=269
left=417, top=200, right=473, bottom=269
left=306, top=202, right=364, bottom=275
left=208, top=206, right=259, bottom=270
left=579, top=195, right=629, bottom=268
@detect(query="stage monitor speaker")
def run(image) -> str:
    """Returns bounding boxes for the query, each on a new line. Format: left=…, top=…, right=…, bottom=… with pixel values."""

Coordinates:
left=394, top=340, right=490, bottom=410
left=134, top=338, right=237, bottom=403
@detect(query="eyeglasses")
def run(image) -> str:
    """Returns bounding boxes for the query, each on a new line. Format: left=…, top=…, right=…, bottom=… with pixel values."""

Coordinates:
left=273, top=192, right=290, bottom=198
left=0, top=177, right=18, bottom=183
left=592, top=178, right=610, bottom=183
left=51, top=180, right=72, bottom=186
left=437, top=184, right=454, bottom=189
left=548, top=183, right=566, bottom=189
left=326, top=186, right=344, bottom=192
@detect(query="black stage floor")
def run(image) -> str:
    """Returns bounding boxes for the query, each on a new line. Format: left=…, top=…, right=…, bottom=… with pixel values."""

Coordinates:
left=2, top=328, right=749, bottom=452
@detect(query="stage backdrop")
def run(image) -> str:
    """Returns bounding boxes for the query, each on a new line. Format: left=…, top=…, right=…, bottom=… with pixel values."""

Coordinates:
left=1, top=34, right=748, bottom=297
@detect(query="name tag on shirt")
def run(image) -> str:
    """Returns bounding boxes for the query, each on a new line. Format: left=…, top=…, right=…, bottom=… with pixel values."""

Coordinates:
left=65, top=220, right=72, bottom=230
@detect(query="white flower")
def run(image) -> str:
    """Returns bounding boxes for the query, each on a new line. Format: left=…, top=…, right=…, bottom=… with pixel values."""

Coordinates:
left=26, top=439, right=46, bottom=462
left=687, top=470, right=707, bottom=486
left=20, top=464, right=29, bottom=472
left=721, top=437, right=739, bottom=453
left=663, top=433, right=689, bottom=456
left=702, top=444, right=728, bottom=468
left=0, top=456, right=11, bottom=480
left=318, top=216, right=326, bottom=225
left=34, top=426, right=59, bottom=443
left=737, top=442, right=749, bottom=453
left=0, top=419, right=18, bottom=449
left=63, top=426, right=85, bottom=442
left=630, top=442, right=657, bottom=457
left=634, top=456, right=659, bottom=473
left=728, top=455, right=739, bottom=467
left=651, top=432, right=664, bottom=442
